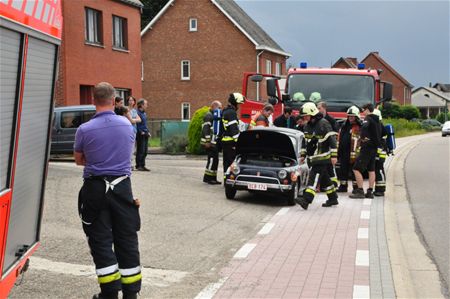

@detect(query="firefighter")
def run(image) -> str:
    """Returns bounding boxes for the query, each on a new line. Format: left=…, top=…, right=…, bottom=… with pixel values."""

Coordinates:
left=350, top=103, right=381, bottom=199
left=249, top=103, right=274, bottom=128
left=373, top=108, right=387, bottom=196
left=337, top=106, right=362, bottom=192
left=221, top=92, right=245, bottom=182
left=201, top=100, right=222, bottom=184
left=296, top=102, right=339, bottom=209
left=74, top=82, right=141, bottom=299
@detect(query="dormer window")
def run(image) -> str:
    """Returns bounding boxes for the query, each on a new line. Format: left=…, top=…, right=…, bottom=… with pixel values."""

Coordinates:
left=189, top=18, right=197, bottom=32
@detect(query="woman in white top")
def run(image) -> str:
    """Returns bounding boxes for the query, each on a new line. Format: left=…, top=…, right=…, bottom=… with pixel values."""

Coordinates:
left=127, top=96, right=141, bottom=170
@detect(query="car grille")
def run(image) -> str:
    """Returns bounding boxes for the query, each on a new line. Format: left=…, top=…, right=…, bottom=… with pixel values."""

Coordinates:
left=236, top=175, right=280, bottom=185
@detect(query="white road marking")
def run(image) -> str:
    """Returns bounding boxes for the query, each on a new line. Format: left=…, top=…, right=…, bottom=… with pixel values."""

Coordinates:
left=275, top=208, right=289, bottom=216
left=355, top=250, right=370, bottom=266
left=194, top=277, right=229, bottom=299
left=360, top=211, right=370, bottom=219
left=358, top=228, right=369, bottom=239
left=30, top=256, right=188, bottom=287
left=363, top=198, right=372, bottom=205
left=257, top=223, right=275, bottom=235
left=233, top=243, right=256, bottom=259
left=353, top=285, right=370, bottom=299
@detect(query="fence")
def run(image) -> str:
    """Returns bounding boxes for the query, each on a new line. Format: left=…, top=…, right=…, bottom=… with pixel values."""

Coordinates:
left=148, top=120, right=190, bottom=145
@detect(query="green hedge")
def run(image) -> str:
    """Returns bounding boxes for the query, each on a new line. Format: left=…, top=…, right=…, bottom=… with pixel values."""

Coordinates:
left=381, top=103, right=420, bottom=120
left=436, top=112, right=450, bottom=124
left=384, top=118, right=426, bottom=138
left=162, top=135, right=188, bottom=154
left=187, top=106, right=209, bottom=154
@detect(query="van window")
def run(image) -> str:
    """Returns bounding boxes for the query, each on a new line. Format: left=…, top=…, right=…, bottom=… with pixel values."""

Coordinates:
left=60, top=110, right=95, bottom=128
left=83, top=111, right=95, bottom=122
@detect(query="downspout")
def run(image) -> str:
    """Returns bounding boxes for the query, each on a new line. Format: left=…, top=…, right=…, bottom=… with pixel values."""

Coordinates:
left=256, top=50, right=264, bottom=101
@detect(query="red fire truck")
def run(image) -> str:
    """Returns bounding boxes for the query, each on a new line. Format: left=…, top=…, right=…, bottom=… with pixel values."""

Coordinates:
left=0, top=1, right=62, bottom=297
left=239, top=62, right=393, bottom=123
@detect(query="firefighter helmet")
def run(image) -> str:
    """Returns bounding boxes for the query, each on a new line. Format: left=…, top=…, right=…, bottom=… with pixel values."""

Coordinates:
left=347, top=106, right=361, bottom=118
left=373, top=108, right=382, bottom=120
left=300, top=102, right=319, bottom=116
left=229, top=92, right=245, bottom=106
left=292, top=92, right=306, bottom=102
left=309, top=92, right=322, bottom=102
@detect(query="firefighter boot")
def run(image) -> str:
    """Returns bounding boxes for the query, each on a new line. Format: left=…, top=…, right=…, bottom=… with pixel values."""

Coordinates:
left=349, top=188, right=365, bottom=199
left=295, top=197, right=310, bottom=210
left=336, top=184, right=348, bottom=193
left=373, top=191, right=384, bottom=197
left=92, top=291, right=119, bottom=299
left=365, top=188, right=374, bottom=199
left=322, top=192, right=339, bottom=207
left=123, top=292, right=138, bottom=299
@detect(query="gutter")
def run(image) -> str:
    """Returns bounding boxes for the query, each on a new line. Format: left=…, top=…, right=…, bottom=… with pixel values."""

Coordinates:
left=256, top=50, right=264, bottom=101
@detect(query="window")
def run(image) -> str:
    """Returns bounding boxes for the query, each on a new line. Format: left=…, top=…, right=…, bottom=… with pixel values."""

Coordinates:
left=266, top=59, right=272, bottom=74
left=182, top=103, right=190, bottom=121
left=85, top=8, right=102, bottom=44
left=80, top=85, right=94, bottom=105
left=60, top=111, right=95, bottom=129
left=181, top=60, right=190, bottom=80
left=112, top=15, right=128, bottom=49
left=189, top=18, right=197, bottom=31
left=115, top=88, right=131, bottom=101
left=275, top=62, right=281, bottom=76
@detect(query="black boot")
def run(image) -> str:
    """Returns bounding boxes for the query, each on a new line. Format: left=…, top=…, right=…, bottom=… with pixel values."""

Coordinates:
left=322, top=199, right=339, bottom=207
left=92, top=291, right=119, bottom=299
left=373, top=190, right=384, bottom=196
left=295, top=197, right=310, bottom=210
left=365, top=188, right=374, bottom=199
left=336, top=184, right=348, bottom=193
left=349, top=188, right=365, bottom=199
left=123, top=292, right=138, bottom=299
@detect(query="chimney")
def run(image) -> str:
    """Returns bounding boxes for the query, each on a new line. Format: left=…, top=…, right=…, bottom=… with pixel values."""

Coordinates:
left=429, top=82, right=432, bottom=87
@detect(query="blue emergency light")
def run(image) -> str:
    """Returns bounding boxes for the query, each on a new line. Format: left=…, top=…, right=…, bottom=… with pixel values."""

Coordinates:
left=357, top=63, right=365, bottom=69
left=300, top=62, right=307, bottom=68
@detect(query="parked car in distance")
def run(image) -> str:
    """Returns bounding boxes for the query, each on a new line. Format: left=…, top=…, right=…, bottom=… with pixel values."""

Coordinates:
left=51, top=105, right=96, bottom=155
left=442, top=121, right=450, bottom=137
left=224, top=127, right=309, bottom=205
left=421, top=118, right=443, bottom=130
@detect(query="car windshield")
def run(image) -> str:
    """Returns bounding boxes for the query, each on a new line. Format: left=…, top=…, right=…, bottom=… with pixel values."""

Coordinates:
left=287, top=74, right=375, bottom=109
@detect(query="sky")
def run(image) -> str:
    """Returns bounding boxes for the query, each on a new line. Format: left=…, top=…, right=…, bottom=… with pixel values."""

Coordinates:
left=235, top=0, right=450, bottom=88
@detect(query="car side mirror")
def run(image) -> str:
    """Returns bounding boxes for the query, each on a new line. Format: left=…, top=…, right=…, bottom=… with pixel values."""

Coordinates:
left=381, top=82, right=393, bottom=102
left=282, top=94, right=291, bottom=102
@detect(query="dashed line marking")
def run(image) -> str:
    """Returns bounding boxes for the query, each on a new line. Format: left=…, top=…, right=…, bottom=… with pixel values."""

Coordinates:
left=194, top=277, right=229, bottom=299
left=360, top=210, right=370, bottom=219
left=353, top=285, right=370, bottom=298
left=258, top=223, right=275, bottom=235
left=233, top=243, right=256, bottom=259
left=275, top=207, right=289, bottom=216
left=358, top=228, right=369, bottom=239
left=355, top=250, right=370, bottom=266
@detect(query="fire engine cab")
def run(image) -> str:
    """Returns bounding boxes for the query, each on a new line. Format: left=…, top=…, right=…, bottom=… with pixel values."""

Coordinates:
left=0, top=1, right=62, bottom=297
left=240, top=62, right=393, bottom=123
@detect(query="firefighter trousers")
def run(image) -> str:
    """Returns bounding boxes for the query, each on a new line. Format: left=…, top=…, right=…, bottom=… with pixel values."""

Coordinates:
left=79, top=176, right=141, bottom=295
left=375, top=157, right=386, bottom=193
left=222, top=142, right=236, bottom=181
left=203, top=146, right=219, bottom=182
left=338, top=156, right=356, bottom=187
left=304, top=164, right=338, bottom=203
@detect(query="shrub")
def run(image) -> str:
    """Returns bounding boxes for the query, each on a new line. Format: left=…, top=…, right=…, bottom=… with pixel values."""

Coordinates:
left=187, top=106, right=209, bottom=154
left=162, top=135, right=188, bottom=154
left=384, top=118, right=425, bottom=137
left=399, top=105, right=420, bottom=120
left=380, top=102, right=402, bottom=118
left=435, top=112, right=450, bottom=124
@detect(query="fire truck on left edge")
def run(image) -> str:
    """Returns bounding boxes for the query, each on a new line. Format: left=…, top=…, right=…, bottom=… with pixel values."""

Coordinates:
left=0, top=0, right=62, bottom=297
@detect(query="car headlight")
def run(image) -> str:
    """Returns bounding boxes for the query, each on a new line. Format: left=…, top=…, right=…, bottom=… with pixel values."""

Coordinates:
left=278, top=169, right=288, bottom=179
left=231, top=163, right=240, bottom=175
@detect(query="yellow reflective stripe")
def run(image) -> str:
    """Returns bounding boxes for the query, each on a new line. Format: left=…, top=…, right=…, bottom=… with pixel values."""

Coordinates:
left=305, top=188, right=316, bottom=196
left=222, top=137, right=234, bottom=141
left=331, top=177, right=338, bottom=183
left=121, top=273, right=142, bottom=284
left=326, top=188, right=336, bottom=194
left=98, top=271, right=121, bottom=284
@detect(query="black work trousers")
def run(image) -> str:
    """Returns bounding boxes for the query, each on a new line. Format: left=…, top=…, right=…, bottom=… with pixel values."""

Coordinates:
left=136, top=133, right=149, bottom=168
left=79, top=176, right=141, bottom=295
left=222, top=142, right=236, bottom=181
left=338, top=155, right=356, bottom=186
left=304, top=163, right=338, bottom=203
left=203, top=145, right=219, bottom=182
left=375, top=156, right=386, bottom=193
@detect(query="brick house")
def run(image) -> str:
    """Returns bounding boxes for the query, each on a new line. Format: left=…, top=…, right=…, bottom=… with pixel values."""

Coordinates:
left=332, top=52, right=413, bottom=105
left=55, top=0, right=143, bottom=106
left=140, top=0, right=291, bottom=120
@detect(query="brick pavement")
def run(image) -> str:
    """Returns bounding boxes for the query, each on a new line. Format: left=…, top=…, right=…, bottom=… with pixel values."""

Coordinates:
left=195, top=191, right=381, bottom=299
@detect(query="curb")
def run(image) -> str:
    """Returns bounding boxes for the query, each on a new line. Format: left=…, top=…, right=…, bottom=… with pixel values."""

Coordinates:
left=384, top=134, right=444, bottom=298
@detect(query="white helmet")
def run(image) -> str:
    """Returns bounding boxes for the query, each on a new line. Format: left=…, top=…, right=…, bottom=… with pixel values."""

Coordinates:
left=346, top=106, right=361, bottom=118
left=300, top=102, right=319, bottom=116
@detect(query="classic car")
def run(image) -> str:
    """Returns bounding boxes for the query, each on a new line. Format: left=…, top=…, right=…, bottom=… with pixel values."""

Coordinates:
left=224, top=127, right=309, bottom=205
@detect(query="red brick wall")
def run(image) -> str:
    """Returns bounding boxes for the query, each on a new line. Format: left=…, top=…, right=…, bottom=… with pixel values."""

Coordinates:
left=362, top=55, right=411, bottom=105
left=56, top=0, right=142, bottom=106
left=141, top=0, right=286, bottom=120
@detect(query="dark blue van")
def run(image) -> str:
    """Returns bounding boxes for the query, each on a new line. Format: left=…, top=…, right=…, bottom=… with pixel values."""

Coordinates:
left=51, top=105, right=96, bottom=154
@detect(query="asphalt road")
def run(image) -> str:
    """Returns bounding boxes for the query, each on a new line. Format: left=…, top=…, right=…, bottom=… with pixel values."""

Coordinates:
left=404, top=135, right=450, bottom=294
left=9, top=155, right=288, bottom=298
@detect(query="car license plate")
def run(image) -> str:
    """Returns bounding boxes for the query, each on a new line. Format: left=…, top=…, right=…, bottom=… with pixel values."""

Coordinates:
left=248, top=183, right=267, bottom=191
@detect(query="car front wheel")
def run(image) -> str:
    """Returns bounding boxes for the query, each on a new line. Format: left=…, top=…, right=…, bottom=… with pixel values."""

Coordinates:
left=225, top=185, right=237, bottom=199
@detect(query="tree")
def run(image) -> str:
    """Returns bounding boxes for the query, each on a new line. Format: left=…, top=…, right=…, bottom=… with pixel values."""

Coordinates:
left=140, top=0, right=170, bottom=30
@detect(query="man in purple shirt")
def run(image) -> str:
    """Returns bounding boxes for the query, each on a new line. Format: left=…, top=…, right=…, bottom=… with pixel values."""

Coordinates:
left=74, top=82, right=141, bottom=299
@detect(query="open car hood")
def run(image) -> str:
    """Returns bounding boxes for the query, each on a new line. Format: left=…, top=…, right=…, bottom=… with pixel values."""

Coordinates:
left=236, top=129, right=297, bottom=159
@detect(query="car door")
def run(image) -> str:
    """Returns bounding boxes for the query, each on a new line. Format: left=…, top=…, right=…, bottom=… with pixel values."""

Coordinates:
left=58, top=110, right=82, bottom=153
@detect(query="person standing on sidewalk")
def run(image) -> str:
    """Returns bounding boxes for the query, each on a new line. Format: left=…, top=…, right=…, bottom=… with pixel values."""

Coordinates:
left=373, top=108, right=387, bottom=196
left=201, top=100, right=222, bottom=184
left=296, top=102, right=339, bottom=209
left=337, top=106, right=362, bottom=192
left=136, top=98, right=150, bottom=171
left=74, top=82, right=141, bottom=299
left=350, top=103, right=381, bottom=199
left=221, top=93, right=245, bottom=182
